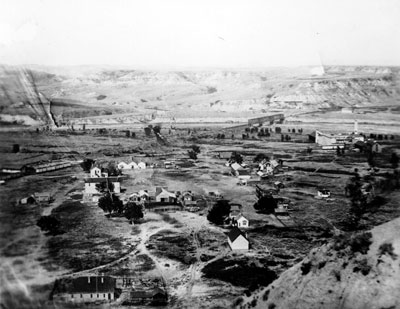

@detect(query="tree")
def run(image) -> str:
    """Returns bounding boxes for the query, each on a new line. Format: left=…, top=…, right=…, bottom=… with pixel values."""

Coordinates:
left=344, top=176, right=368, bottom=230
left=153, top=125, right=161, bottom=135
left=98, top=193, right=123, bottom=215
left=144, top=126, right=152, bottom=136
left=253, top=153, right=269, bottom=163
left=191, top=145, right=201, bottom=154
left=12, top=144, right=20, bottom=153
left=80, top=159, right=95, bottom=172
left=230, top=152, right=243, bottom=164
left=124, top=201, right=144, bottom=224
left=207, top=200, right=231, bottom=225
left=254, top=195, right=277, bottom=214
left=188, top=150, right=198, bottom=160
left=37, top=216, right=62, bottom=235
left=106, top=162, right=121, bottom=176
left=390, top=153, right=399, bottom=169
left=98, top=193, right=114, bottom=214
left=112, top=194, right=124, bottom=214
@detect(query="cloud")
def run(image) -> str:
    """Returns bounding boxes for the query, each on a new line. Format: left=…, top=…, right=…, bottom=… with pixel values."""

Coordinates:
left=0, top=21, right=38, bottom=46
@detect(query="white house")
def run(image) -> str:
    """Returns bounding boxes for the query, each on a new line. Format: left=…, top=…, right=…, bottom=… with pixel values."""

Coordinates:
left=236, top=215, right=249, bottom=228
left=227, top=227, right=249, bottom=251
left=128, top=162, right=139, bottom=169
left=137, top=162, right=146, bottom=169
left=117, top=162, right=130, bottom=170
left=155, top=187, right=177, bottom=203
left=90, top=167, right=102, bottom=178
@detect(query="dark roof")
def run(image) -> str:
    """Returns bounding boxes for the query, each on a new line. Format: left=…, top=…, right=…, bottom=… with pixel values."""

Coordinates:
left=228, top=227, right=247, bottom=242
left=55, top=276, right=116, bottom=294
left=84, top=177, right=121, bottom=183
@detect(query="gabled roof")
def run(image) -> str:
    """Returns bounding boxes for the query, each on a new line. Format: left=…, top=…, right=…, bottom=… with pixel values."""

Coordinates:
left=236, top=214, right=248, bottom=221
left=55, top=276, right=116, bottom=294
left=156, top=188, right=176, bottom=198
left=228, top=227, right=248, bottom=242
left=138, top=190, right=149, bottom=196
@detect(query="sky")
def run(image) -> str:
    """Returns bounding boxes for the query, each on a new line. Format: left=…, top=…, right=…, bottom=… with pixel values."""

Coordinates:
left=0, top=0, right=400, bottom=68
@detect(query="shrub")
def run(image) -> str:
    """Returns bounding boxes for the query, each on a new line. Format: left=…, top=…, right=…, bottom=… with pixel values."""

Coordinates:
left=263, top=290, right=270, bottom=301
left=353, top=258, right=371, bottom=275
left=350, top=232, right=372, bottom=255
left=378, top=242, right=398, bottom=260
left=331, top=269, right=341, bottom=281
left=301, top=261, right=312, bottom=275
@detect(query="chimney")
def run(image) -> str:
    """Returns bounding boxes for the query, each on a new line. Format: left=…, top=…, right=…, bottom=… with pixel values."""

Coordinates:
left=88, top=277, right=91, bottom=283
left=155, top=187, right=162, bottom=195
left=354, top=120, right=358, bottom=134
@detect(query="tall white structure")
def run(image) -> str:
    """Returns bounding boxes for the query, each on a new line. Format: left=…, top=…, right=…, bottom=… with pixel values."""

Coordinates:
left=354, top=120, right=358, bottom=134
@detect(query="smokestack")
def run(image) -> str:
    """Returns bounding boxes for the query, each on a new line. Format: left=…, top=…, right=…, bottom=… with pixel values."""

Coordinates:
left=354, top=120, right=358, bottom=134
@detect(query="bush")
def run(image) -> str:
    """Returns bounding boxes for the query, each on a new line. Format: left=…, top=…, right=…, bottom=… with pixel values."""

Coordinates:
left=37, top=216, right=63, bottom=235
left=350, top=232, right=372, bottom=255
left=301, top=261, right=312, bottom=275
left=378, top=242, right=398, bottom=260
left=353, top=258, right=371, bottom=275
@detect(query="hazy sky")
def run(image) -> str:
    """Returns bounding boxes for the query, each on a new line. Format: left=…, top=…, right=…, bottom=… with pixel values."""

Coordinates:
left=1, top=0, right=400, bottom=68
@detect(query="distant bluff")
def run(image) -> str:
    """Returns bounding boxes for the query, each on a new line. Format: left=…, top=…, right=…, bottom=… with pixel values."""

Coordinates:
left=237, top=218, right=400, bottom=309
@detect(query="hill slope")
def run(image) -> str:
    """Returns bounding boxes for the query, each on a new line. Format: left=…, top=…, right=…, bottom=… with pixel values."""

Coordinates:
left=238, top=218, right=400, bottom=309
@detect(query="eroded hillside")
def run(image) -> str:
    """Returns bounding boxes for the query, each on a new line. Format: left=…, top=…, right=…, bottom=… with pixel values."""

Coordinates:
left=1, top=65, right=399, bottom=126
left=238, top=218, right=400, bottom=309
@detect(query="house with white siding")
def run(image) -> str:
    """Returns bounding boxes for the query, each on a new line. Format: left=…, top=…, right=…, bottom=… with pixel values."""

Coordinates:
left=227, top=227, right=249, bottom=251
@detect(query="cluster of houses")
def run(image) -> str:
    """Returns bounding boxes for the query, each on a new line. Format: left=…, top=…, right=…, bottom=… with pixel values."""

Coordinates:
left=51, top=275, right=167, bottom=306
left=220, top=151, right=285, bottom=185
left=222, top=204, right=252, bottom=251
left=128, top=187, right=206, bottom=212
left=256, top=158, right=283, bottom=178
left=117, top=161, right=148, bottom=170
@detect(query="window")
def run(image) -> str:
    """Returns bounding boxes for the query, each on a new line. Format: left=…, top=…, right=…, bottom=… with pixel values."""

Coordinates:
left=80, top=294, right=83, bottom=298
left=97, top=294, right=99, bottom=298
left=90, top=294, right=93, bottom=298
left=103, top=294, right=106, bottom=298
left=71, top=295, right=74, bottom=298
